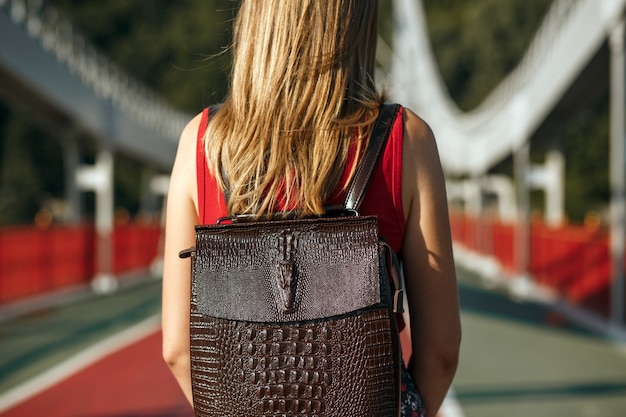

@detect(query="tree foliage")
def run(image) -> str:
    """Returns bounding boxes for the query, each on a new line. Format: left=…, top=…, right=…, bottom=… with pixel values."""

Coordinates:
left=53, top=0, right=238, bottom=112
left=0, top=0, right=611, bottom=224
left=0, top=103, right=64, bottom=224
left=422, top=0, right=553, bottom=110
left=560, top=102, right=610, bottom=222
left=422, top=0, right=610, bottom=222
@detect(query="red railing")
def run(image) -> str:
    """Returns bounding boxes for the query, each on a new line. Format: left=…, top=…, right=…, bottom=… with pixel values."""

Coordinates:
left=0, top=223, right=162, bottom=304
left=449, top=212, right=613, bottom=316
left=112, top=224, right=162, bottom=274
left=1, top=214, right=617, bottom=316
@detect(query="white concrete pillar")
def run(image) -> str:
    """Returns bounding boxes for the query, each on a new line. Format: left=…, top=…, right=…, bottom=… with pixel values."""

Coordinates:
left=62, top=134, right=81, bottom=223
left=543, top=149, right=565, bottom=227
left=76, top=148, right=116, bottom=293
left=609, top=18, right=625, bottom=328
left=482, top=175, right=518, bottom=222
left=514, top=141, right=530, bottom=277
left=526, top=149, right=565, bottom=227
left=148, top=174, right=169, bottom=278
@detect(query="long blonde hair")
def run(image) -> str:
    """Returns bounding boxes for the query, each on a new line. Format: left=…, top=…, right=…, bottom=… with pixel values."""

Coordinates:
left=206, top=0, right=384, bottom=217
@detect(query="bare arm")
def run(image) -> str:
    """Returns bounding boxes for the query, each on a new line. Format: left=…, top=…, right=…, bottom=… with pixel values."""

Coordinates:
left=161, top=112, right=203, bottom=405
left=401, top=108, right=461, bottom=416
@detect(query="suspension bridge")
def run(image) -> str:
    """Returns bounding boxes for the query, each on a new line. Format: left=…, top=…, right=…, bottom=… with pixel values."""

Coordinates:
left=1, top=0, right=626, bottom=416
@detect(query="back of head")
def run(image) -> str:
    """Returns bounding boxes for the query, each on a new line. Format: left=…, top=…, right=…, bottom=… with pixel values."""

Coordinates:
left=206, top=0, right=384, bottom=217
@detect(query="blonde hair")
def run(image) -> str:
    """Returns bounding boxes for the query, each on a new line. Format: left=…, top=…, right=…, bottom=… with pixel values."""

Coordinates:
left=206, top=0, right=384, bottom=217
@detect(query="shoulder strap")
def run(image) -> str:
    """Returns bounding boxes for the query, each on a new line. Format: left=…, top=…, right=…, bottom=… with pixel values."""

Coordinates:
left=344, top=103, right=400, bottom=211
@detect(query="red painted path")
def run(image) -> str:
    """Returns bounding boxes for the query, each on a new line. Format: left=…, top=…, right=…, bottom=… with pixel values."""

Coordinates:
left=3, top=330, right=194, bottom=417
left=3, top=327, right=413, bottom=417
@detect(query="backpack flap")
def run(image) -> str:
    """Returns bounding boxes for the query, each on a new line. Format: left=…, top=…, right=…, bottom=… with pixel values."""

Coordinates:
left=192, top=216, right=384, bottom=323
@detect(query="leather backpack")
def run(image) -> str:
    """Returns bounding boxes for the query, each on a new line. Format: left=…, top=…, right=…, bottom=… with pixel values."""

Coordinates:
left=180, top=103, right=404, bottom=417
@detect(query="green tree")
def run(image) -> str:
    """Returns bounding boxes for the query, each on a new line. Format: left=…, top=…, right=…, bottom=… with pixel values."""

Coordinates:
left=561, top=101, right=610, bottom=222
left=422, top=0, right=552, bottom=110
left=53, top=0, right=238, bottom=112
left=0, top=0, right=609, bottom=224
left=0, top=103, right=64, bottom=225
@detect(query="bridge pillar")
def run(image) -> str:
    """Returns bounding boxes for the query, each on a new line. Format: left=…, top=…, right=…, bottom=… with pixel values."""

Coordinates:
left=526, top=149, right=565, bottom=227
left=514, top=141, right=531, bottom=281
left=76, top=148, right=116, bottom=294
left=542, top=149, right=565, bottom=227
left=481, top=175, right=517, bottom=222
left=147, top=174, right=169, bottom=278
left=609, top=18, right=625, bottom=328
left=62, top=133, right=81, bottom=223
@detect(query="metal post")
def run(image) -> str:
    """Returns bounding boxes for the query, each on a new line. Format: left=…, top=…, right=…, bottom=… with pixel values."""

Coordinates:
left=609, top=18, right=625, bottom=328
left=544, top=149, right=565, bottom=227
left=76, top=148, right=116, bottom=294
left=93, top=149, right=115, bottom=293
left=62, top=134, right=81, bottom=223
left=514, top=141, right=530, bottom=278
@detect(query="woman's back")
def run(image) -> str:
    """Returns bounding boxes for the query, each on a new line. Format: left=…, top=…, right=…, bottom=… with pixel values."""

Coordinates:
left=161, top=2, right=461, bottom=416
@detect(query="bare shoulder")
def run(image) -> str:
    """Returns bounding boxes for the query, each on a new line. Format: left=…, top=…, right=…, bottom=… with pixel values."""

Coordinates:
left=402, top=107, right=438, bottom=162
left=169, top=111, right=205, bottom=211
left=401, top=107, right=446, bottom=217
left=177, top=111, right=204, bottom=154
left=171, top=111, right=204, bottom=182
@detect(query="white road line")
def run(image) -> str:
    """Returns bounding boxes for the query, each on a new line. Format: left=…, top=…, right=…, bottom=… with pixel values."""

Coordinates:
left=0, top=314, right=161, bottom=413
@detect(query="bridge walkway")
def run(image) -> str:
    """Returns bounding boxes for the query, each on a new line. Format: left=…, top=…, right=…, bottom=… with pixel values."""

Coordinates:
left=0, top=269, right=625, bottom=417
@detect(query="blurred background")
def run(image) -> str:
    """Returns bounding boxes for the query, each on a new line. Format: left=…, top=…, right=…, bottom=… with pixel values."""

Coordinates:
left=1, top=0, right=625, bottom=416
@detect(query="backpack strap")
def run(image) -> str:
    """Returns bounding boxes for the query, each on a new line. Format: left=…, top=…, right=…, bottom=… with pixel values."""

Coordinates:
left=344, top=103, right=400, bottom=211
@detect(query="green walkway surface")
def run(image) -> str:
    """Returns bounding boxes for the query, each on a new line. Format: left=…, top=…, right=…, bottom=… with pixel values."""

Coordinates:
left=0, top=278, right=162, bottom=395
left=1, top=269, right=625, bottom=416
left=454, top=267, right=626, bottom=417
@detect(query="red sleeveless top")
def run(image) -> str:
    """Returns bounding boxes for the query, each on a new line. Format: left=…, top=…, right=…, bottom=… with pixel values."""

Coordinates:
left=196, top=106, right=406, bottom=253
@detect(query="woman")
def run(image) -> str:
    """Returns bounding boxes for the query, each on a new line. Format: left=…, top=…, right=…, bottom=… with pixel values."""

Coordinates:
left=162, top=1, right=461, bottom=416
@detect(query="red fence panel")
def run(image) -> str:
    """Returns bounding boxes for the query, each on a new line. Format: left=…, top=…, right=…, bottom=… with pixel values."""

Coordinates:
left=0, top=213, right=613, bottom=315
left=0, top=223, right=162, bottom=304
left=113, top=224, right=162, bottom=274
left=489, top=220, right=516, bottom=273
left=450, top=212, right=517, bottom=272
left=529, top=223, right=610, bottom=302
left=449, top=213, right=612, bottom=316
left=0, top=225, right=94, bottom=303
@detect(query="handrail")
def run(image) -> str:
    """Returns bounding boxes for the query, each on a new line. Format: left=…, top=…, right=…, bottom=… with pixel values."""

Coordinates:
left=473, top=0, right=580, bottom=116
left=3, top=0, right=624, bottom=176
left=1, top=0, right=189, bottom=141
left=392, top=0, right=626, bottom=175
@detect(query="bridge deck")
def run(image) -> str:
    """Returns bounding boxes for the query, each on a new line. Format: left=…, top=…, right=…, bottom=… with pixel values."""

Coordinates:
left=0, top=269, right=625, bottom=417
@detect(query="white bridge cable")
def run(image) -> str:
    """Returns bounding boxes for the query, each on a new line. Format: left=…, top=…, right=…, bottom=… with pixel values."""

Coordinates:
left=391, top=0, right=626, bottom=176
left=2, top=0, right=625, bottom=176
left=1, top=0, right=189, bottom=142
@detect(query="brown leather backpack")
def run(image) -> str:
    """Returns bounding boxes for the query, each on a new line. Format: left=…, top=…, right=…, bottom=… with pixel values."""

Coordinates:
left=180, top=104, right=404, bottom=417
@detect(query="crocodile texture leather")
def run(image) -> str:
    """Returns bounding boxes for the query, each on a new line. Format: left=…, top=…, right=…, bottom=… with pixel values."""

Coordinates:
left=189, top=216, right=401, bottom=417
left=193, top=216, right=381, bottom=322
